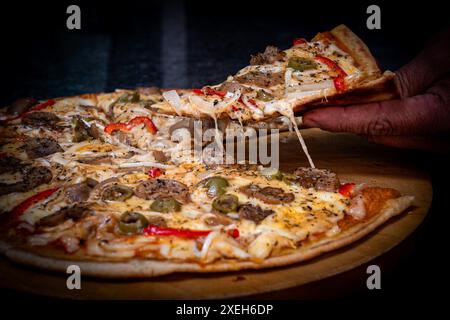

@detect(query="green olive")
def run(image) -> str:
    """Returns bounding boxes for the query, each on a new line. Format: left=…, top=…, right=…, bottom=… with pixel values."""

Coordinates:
left=118, top=211, right=149, bottom=235
left=260, top=167, right=283, bottom=180
left=102, top=185, right=134, bottom=201
left=118, top=92, right=140, bottom=103
left=150, top=197, right=182, bottom=213
left=287, top=57, right=317, bottom=72
left=212, top=194, right=239, bottom=213
left=201, top=176, right=230, bottom=197
left=256, top=90, right=274, bottom=102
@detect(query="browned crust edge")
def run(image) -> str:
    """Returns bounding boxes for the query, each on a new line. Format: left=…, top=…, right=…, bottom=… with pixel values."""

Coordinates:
left=1, top=195, right=413, bottom=278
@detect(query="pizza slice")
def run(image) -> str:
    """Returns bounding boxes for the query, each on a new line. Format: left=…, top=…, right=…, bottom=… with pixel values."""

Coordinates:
left=151, top=24, right=396, bottom=123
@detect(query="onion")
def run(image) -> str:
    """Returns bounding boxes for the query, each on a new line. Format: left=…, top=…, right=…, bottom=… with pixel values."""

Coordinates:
left=163, top=90, right=185, bottom=116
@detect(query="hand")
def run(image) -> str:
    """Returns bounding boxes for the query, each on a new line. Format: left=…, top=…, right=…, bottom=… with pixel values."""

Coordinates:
left=303, top=28, right=450, bottom=151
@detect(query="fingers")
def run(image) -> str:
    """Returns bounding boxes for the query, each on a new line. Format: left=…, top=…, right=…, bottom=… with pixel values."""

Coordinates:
left=303, top=93, right=449, bottom=135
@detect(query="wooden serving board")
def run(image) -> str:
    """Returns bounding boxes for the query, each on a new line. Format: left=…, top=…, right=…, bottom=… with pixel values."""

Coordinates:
left=0, top=129, right=432, bottom=299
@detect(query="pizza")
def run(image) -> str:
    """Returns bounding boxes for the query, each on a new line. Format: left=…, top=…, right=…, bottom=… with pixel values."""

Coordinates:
left=0, top=25, right=414, bottom=278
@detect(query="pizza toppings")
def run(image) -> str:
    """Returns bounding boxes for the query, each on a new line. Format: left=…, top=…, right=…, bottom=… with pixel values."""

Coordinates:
left=287, top=57, right=318, bottom=72
left=338, top=183, right=355, bottom=197
left=293, top=167, right=340, bottom=192
left=217, top=81, right=243, bottom=94
left=0, top=155, right=23, bottom=174
left=117, top=211, right=149, bottom=235
left=198, top=176, right=229, bottom=197
left=236, top=71, right=284, bottom=88
left=38, top=205, right=92, bottom=228
left=239, top=184, right=295, bottom=204
left=255, top=90, right=274, bottom=102
left=25, top=137, right=63, bottom=159
left=0, top=166, right=53, bottom=196
left=65, top=179, right=97, bottom=203
left=150, top=197, right=182, bottom=213
left=250, top=46, right=286, bottom=65
left=238, top=204, right=274, bottom=223
left=9, top=186, right=60, bottom=220
left=144, top=225, right=211, bottom=239
left=6, top=97, right=37, bottom=116
left=135, top=179, right=190, bottom=203
left=104, top=116, right=158, bottom=135
left=212, top=194, right=239, bottom=214
left=21, top=111, right=61, bottom=128
left=314, top=55, right=348, bottom=91
left=101, top=184, right=134, bottom=202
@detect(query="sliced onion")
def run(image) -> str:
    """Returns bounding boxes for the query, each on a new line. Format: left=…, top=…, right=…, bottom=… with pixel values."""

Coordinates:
left=163, top=90, right=185, bottom=116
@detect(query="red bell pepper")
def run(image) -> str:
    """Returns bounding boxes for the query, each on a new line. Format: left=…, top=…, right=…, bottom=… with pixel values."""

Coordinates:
left=144, top=226, right=240, bottom=239
left=193, top=87, right=226, bottom=98
left=104, top=116, right=158, bottom=135
left=293, top=38, right=307, bottom=46
left=227, top=228, right=240, bottom=239
left=4, top=99, right=56, bottom=122
left=28, top=99, right=56, bottom=112
left=315, top=55, right=347, bottom=91
left=10, top=187, right=60, bottom=220
left=127, top=116, right=158, bottom=134
left=338, top=183, right=355, bottom=197
left=144, top=225, right=211, bottom=239
left=147, top=168, right=163, bottom=178
left=192, top=89, right=204, bottom=95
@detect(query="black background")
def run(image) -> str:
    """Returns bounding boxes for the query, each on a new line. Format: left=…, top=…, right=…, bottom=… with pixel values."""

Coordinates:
left=0, top=0, right=449, bottom=308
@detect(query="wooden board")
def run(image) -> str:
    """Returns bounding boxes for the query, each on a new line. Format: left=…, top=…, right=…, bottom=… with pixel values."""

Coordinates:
left=0, top=129, right=432, bottom=299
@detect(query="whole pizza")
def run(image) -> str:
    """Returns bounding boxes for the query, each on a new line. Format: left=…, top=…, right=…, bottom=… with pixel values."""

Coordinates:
left=0, top=25, right=414, bottom=277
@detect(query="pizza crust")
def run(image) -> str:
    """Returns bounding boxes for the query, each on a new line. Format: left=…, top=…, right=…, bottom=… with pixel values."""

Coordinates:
left=2, top=195, right=413, bottom=278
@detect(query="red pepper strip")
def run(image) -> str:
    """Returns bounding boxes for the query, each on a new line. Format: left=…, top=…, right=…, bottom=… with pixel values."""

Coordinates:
left=315, top=55, right=347, bottom=91
left=29, top=99, right=56, bottom=112
left=338, top=183, right=355, bottom=197
left=4, top=99, right=56, bottom=122
left=144, top=225, right=211, bottom=239
left=143, top=226, right=240, bottom=239
left=333, top=76, right=346, bottom=92
left=192, top=89, right=204, bottom=95
left=204, top=87, right=226, bottom=97
left=293, top=38, right=307, bottom=46
left=104, top=123, right=128, bottom=134
left=127, top=116, right=158, bottom=134
left=10, top=187, right=60, bottom=220
left=104, top=116, right=158, bottom=135
left=147, top=168, right=163, bottom=178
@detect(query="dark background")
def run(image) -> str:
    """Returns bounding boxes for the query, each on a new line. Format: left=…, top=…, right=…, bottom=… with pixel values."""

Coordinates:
left=0, top=0, right=449, bottom=306
left=0, top=0, right=448, bottom=104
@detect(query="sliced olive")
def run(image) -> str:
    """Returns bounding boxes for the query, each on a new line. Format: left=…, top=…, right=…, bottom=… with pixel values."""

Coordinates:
left=287, top=57, right=317, bottom=72
left=256, top=90, right=274, bottom=102
left=101, top=184, right=134, bottom=201
left=118, top=92, right=140, bottom=103
left=212, top=194, right=239, bottom=214
left=200, top=176, right=229, bottom=197
left=150, top=197, right=182, bottom=213
left=260, top=167, right=283, bottom=180
left=117, top=211, right=149, bottom=235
